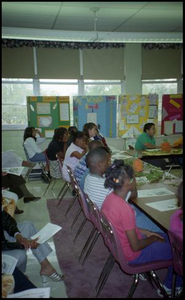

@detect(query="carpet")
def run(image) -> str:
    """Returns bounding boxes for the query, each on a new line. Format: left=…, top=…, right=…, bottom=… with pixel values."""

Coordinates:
left=47, top=196, right=167, bottom=298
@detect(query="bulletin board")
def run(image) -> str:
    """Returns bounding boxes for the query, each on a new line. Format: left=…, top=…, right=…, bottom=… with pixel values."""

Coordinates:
left=118, top=94, right=158, bottom=138
left=27, top=96, right=70, bottom=138
left=73, top=95, right=117, bottom=137
left=161, top=94, right=183, bottom=135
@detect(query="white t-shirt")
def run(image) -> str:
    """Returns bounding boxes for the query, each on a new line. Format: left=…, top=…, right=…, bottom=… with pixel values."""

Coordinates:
left=62, top=143, right=84, bottom=182
left=24, top=137, right=45, bottom=159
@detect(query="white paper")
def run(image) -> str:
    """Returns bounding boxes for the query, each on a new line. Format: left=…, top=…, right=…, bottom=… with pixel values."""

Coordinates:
left=145, top=199, right=178, bottom=212
left=2, top=150, right=22, bottom=168
left=129, top=103, right=138, bottom=113
left=37, top=103, right=51, bottom=114
left=87, top=112, right=97, bottom=124
left=149, top=106, right=157, bottom=119
left=31, top=223, right=62, bottom=244
left=60, top=103, right=69, bottom=121
left=45, top=130, right=54, bottom=138
left=126, top=114, right=139, bottom=124
left=136, top=177, right=149, bottom=183
left=164, top=121, right=173, bottom=135
left=38, top=116, right=52, bottom=127
left=138, top=188, right=175, bottom=198
left=2, top=254, right=18, bottom=275
left=7, top=288, right=50, bottom=298
left=175, top=120, right=183, bottom=133
left=2, top=167, right=25, bottom=176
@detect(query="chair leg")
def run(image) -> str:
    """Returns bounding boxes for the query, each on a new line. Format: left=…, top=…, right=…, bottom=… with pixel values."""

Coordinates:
left=57, top=182, right=68, bottom=199
left=127, top=274, right=139, bottom=298
left=78, top=227, right=96, bottom=263
left=96, top=254, right=115, bottom=297
left=73, top=218, right=87, bottom=243
left=172, top=274, right=176, bottom=299
left=56, top=183, right=70, bottom=208
left=144, top=272, right=155, bottom=289
left=81, top=231, right=100, bottom=266
left=64, top=195, right=78, bottom=218
left=70, top=207, right=82, bottom=230
left=43, top=178, right=55, bottom=196
left=149, top=270, right=169, bottom=298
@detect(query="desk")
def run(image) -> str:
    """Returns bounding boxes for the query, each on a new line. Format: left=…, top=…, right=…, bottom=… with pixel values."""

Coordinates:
left=130, top=182, right=179, bottom=232
left=125, top=149, right=183, bottom=160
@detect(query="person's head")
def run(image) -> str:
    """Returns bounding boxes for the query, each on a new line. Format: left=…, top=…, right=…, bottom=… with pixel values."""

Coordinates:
left=23, top=126, right=36, bottom=141
left=72, top=131, right=87, bottom=149
left=53, top=127, right=68, bottom=142
left=68, top=126, right=78, bottom=136
left=177, top=181, right=183, bottom=209
left=143, top=123, right=156, bottom=137
left=83, top=123, right=98, bottom=138
left=88, top=140, right=103, bottom=151
left=104, top=159, right=135, bottom=195
left=86, top=147, right=111, bottom=176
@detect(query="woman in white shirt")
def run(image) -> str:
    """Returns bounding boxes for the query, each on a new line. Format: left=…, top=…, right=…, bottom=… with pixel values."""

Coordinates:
left=23, top=127, right=47, bottom=162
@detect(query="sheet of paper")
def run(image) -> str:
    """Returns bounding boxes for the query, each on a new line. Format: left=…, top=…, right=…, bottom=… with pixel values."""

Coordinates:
left=145, top=199, right=178, bottom=212
left=164, top=121, right=173, bottom=135
left=2, top=167, right=25, bottom=176
left=45, top=130, right=54, bottom=138
left=137, top=188, right=175, bottom=198
left=37, top=103, right=51, bottom=114
left=2, top=254, right=18, bottom=275
left=149, top=106, right=157, bottom=119
left=31, top=223, right=62, bottom=244
left=7, top=288, right=50, bottom=298
left=126, top=114, right=139, bottom=124
left=87, top=112, right=97, bottom=124
left=38, top=116, right=52, bottom=127
left=129, top=103, right=138, bottom=113
left=175, top=120, right=183, bottom=133
left=60, top=103, right=69, bottom=121
left=136, top=177, right=149, bottom=184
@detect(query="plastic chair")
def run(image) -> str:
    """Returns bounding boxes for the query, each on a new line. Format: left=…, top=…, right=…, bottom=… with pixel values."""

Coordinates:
left=168, top=231, right=183, bottom=298
left=95, top=209, right=173, bottom=298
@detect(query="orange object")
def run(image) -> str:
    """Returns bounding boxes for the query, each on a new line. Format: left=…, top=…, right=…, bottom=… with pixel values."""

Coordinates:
left=133, top=158, right=143, bottom=172
left=161, top=140, right=171, bottom=152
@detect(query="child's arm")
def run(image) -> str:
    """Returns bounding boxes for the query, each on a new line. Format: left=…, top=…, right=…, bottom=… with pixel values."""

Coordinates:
left=70, top=150, right=87, bottom=159
left=125, top=228, right=164, bottom=252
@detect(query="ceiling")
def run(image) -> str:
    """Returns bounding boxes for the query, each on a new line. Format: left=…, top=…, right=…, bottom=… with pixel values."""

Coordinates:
left=2, top=2, right=183, bottom=43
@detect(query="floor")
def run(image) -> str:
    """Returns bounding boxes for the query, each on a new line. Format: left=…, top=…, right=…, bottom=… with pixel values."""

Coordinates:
left=14, top=166, right=182, bottom=298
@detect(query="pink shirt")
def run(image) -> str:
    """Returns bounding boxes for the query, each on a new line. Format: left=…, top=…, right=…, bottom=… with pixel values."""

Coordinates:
left=170, top=208, right=183, bottom=240
left=101, top=192, right=142, bottom=262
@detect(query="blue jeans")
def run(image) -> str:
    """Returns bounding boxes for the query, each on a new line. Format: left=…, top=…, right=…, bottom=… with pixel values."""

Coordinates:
left=30, top=152, right=46, bottom=162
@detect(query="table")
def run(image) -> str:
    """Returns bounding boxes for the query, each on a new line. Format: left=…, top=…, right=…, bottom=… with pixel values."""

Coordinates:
left=125, top=149, right=183, bottom=160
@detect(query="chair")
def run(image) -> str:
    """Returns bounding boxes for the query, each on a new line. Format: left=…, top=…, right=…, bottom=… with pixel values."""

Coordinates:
left=23, top=143, right=51, bottom=182
left=168, top=231, right=183, bottom=298
left=95, top=209, right=173, bottom=298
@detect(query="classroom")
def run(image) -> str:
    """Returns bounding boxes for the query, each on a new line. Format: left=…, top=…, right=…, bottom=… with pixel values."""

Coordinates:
left=2, top=2, right=183, bottom=298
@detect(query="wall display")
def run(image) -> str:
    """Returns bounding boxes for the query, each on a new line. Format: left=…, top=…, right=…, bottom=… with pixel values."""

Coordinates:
left=118, top=94, right=158, bottom=138
left=27, top=96, right=70, bottom=138
left=73, top=95, right=117, bottom=137
left=161, top=94, right=183, bottom=135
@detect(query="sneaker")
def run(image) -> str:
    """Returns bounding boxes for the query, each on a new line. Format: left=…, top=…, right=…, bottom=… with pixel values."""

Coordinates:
left=157, top=284, right=182, bottom=298
left=139, top=273, right=147, bottom=281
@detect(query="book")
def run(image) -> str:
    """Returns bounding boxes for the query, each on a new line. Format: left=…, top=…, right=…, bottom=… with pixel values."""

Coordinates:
left=2, top=167, right=25, bottom=176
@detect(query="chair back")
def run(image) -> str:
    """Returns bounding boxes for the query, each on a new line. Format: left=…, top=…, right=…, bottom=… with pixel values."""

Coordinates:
left=168, top=231, right=183, bottom=277
left=66, top=165, right=77, bottom=191
left=23, top=143, right=31, bottom=161
left=83, top=193, right=102, bottom=232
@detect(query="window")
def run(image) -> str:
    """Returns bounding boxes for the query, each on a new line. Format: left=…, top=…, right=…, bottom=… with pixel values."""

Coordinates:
left=84, top=80, right=121, bottom=96
left=2, top=79, right=33, bottom=127
left=142, top=79, right=178, bottom=133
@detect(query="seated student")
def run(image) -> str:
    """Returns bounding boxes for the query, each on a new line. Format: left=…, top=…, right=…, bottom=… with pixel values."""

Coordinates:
left=67, top=126, right=78, bottom=147
left=83, top=122, right=108, bottom=147
left=62, top=131, right=88, bottom=182
left=84, top=147, right=112, bottom=209
left=135, top=123, right=166, bottom=170
left=157, top=181, right=183, bottom=297
left=46, top=127, right=69, bottom=178
left=102, top=160, right=172, bottom=271
left=2, top=209, right=64, bottom=283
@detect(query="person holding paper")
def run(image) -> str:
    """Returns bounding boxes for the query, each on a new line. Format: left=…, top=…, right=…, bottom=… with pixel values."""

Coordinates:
left=2, top=209, right=64, bottom=284
left=135, top=123, right=166, bottom=170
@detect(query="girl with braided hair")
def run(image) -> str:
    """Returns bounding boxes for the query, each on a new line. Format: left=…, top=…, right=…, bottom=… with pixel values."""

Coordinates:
left=102, top=159, right=172, bottom=266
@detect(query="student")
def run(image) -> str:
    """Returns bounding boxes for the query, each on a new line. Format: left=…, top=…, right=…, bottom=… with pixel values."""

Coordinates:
left=23, top=127, right=47, bottom=163
left=102, top=159, right=172, bottom=268
left=2, top=209, right=64, bottom=283
left=135, top=123, right=166, bottom=170
left=46, top=127, right=69, bottom=178
left=62, top=131, right=88, bottom=182
left=83, top=122, right=98, bottom=143
left=157, top=181, right=183, bottom=297
left=67, top=126, right=78, bottom=147
left=84, top=147, right=112, bottom=209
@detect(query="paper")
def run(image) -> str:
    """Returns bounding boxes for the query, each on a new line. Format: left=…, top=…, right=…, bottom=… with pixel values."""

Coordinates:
left=87, top=112, right=97, bottom=124
left=149, top=106, right=157, bottom=119
left=136, top=177, right=149, bottom=184
left=145, top=199, right=178, bottom=212
left=60, top=103, right=69, bottom=121
left=129, top=103, right=138, bottom=113
left=175, top=120, right=183, bottom=133
left=169, top=99, right=180, bottom=108
left=38, top=116, right=52, bottom=127
left=7, top=288, right=50, bottom=298
left=31, top=223, right=62, bottom=244
left=2, top=150, right=22, bottom=168
left=164, top=121, right=173, bottom=135
left=2, top=254, right=18, bottom=275
left=138, top=188, right=175, bottom=198
left=37, top=103, right=51, bottom=114
left=162, top=107, right=168, bottom=120
left=45, top=130, right=54, bottom=138
left=126, top=115, right=139, bottom=124
left=2, top=167, right=25, bottom=176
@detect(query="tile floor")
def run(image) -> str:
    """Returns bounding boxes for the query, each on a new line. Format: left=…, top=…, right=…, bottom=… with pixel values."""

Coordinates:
left=14, top=176, right=70, bottom=298
left=14, top=167, right=182, bottom=298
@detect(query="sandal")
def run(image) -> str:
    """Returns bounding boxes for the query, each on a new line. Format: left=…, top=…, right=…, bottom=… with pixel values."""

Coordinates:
left=40, top=272, right=65, bottom=284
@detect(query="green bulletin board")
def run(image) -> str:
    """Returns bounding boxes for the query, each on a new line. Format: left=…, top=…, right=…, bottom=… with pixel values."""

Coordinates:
left=27, top=96, right=70, bottom=138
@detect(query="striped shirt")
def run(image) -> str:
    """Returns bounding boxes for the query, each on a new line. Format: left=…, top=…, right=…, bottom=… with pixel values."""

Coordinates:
left=84, top=173, right=112, bottom=209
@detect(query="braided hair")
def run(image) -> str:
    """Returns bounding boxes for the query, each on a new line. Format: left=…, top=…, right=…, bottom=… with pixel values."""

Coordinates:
left=104, top=159, right=134, bottom=190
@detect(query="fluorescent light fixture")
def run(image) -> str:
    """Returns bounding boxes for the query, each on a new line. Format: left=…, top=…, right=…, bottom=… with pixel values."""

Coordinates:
left=2, top=27, right=183, bottom=43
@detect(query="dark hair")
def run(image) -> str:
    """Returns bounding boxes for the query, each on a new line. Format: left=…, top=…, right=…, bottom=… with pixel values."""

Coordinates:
left=83, top=122, right=97, bottom=138
left=88, top=140, right=103, bottom=150
left=72, top=131, right=86, bottom=143
left=53, top=127, right=67, bottom=141
left=177, top=181, right=183, bottom=209
left=68, top=126, right=78, bottom=135
left=104, top=159, right=134, bottom=190
left=23, top=126, right=36, bottom=142
left=143, top=123, right=155, bottom=132
left=85, top=147, right=109, bottom=168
